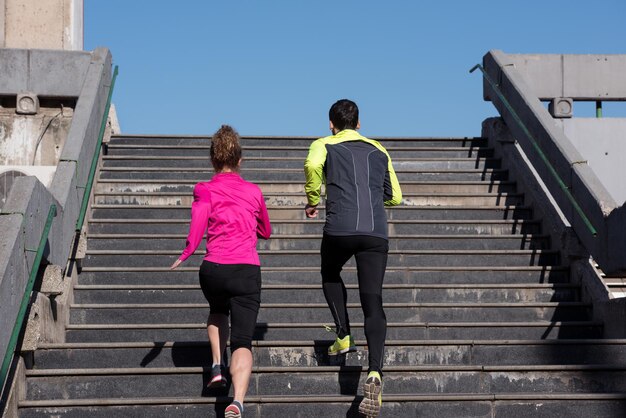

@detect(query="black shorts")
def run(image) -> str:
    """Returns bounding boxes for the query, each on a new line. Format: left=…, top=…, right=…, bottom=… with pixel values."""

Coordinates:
left=199, top=261, right=261, bottom=351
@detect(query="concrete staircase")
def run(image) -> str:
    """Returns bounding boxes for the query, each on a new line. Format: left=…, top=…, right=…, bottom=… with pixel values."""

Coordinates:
left=17, top=135, right=626, bottom=417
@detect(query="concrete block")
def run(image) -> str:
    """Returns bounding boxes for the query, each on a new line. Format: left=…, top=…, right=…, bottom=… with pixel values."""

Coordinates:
left=508, top=53, right=563, bottom=99
left=0, top=175, right=36, bottom=215
left=75, top=228, right=87, bottom=259
left=15, top=92, right=39, bottom=115
left=599, top=298, right=626, bottom=338
left=0, top=49, right=28, bottom=94
left=21, top=293, right=60, bottom=351
left=0, top=356, right=25, bottom=418
left=108, top=103, right=121, bottom=136
left=563, top=54, right=626, bottom=99
left=509, top=53, right=626, bottom=99
left=2, top=176, right=60, bottom=267
left=0, top=213, right=26, bottom=367
left=558, top=118, right=626, bottom=205
left=22, top=263, right=74, bottom=351
left=28, top=49, right=91, bottom=97
left=40, top=264, right=63, bottom=295
left=548, top=97, right=573, bottom=118
left=49, top=161, right=79, bottom=266
left=60, top=49, right=111, bottom=160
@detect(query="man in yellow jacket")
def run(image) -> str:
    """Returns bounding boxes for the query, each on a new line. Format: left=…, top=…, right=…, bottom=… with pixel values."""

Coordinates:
left=304, top=99, right=402, bottom=418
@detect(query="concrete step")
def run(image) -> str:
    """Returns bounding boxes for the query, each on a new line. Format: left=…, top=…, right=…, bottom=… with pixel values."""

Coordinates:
left=63, top=320, right=602, bottom=342
left=93, top=191, right=525, bottom=207
left=24, top=365, right=626, bottom=400
left=102, top=155, right=503, bottom=170
left=108, top=134, right=489, bottom=148
left=33, top=338, right=626, bottom=369
left=105, top=144, right=495, bottom=159
left=93, top=179, right=517, bottom=194
left=87, top=218, right=543, bottom=235
left=90, top=205, right=534, bottom=221
left=68, top=302, right=590, bottom=324
left=82, top=249, right=561, bottom=268
left=72, top=283, right=578, bottom=304
left=98, top=167, right=510, bottom=182
left=95, top=191, right=524, bottom=207
left=85, top=234, right=551, bottom=251
left=16, top=394, right=626, bottom=418
left=77, top=266, right=571, bottom=286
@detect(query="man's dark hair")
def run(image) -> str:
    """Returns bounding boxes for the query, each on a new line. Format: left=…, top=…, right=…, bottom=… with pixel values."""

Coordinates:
left=329, top=99, right=359, bottom=131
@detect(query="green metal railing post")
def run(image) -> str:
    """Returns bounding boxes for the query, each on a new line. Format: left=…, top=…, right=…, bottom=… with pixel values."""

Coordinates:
left=470, top=63, right=597, bottom=236
left=0, top=204, right=57, bottom=393
left=596, top=101, right=603, bottom=118
left=75, top=65, right=119, bottom=232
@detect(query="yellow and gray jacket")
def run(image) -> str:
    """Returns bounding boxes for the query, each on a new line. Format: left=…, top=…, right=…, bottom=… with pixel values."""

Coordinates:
left=304, top=129, right=402, bottom=239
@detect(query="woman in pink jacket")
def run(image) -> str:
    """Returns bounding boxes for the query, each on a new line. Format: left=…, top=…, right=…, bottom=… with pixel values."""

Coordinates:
left=171, top=125, right=271, bottom=418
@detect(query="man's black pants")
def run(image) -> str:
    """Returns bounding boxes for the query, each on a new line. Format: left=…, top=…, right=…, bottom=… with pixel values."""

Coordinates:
left=321, top=233, right=388, bottom=374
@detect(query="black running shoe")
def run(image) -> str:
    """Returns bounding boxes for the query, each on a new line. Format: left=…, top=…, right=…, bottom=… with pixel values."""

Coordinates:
left=207, top=364, right=228, bottom=388
left=225, top=400, right=243, bottom=418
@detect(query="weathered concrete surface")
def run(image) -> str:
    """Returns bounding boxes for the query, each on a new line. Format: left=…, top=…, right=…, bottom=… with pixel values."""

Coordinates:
left=0, top=177, right=61, bottom=363
left=483, top=118, right=623, bottom=336
left=0, top=48, right=113, bottom=380
left=39, top=263, right=64, bottom=295
left=0, top=356, right=25, bottom=418
left=0, top=49, right=91, bottom=97
left=1, top=0, right=83, bottom=50
left=0, top=166, right=56, bottom=189
left=556, top=118, right=626, bottom=204
left=508, top=54, right=626, bottom=100
left=0, top=213, right=26, bottom=364
left=481, top=50, right=626, bottom=275
left=0, top=107, right=74, bottom=166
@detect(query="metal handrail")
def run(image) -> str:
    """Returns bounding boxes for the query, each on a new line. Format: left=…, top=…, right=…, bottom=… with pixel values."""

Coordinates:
left=75, top=65, right=119, bottom=232
left=0, top=204, right=57, bottom=394
left=470, top=63, right=597, bottom=236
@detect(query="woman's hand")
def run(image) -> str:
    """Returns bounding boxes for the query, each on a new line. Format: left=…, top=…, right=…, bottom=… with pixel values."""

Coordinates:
left=170, top=258, right=183, bottom=270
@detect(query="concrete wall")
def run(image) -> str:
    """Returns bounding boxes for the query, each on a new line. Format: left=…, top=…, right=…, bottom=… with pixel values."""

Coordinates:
left=556, top=118, right=626, bottom=204
left=481, top=50, right=626, bottom=275
left=0, top=0, right=83, bottom=50
left=507, top=54, right=626, bottom=100
left=481, top=117, right=626, bottom=338
left=0, top=49, right=92, bottom=97
left=0, top=47, right=112, bottom=375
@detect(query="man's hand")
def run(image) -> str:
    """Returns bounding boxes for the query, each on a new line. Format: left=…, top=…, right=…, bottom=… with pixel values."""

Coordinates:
left=170, top=258, right=183, bottom=270
left=304, top=204, right=319, bottom=218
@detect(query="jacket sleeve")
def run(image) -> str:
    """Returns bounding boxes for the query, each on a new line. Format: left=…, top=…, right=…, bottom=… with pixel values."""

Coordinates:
left=304, top=139, right=327, bottom=206
left=179, top=183, right=210, bottom=261
left=256, top=190, right=272, bottom=240
left=383, top=154, right=402, bottom=207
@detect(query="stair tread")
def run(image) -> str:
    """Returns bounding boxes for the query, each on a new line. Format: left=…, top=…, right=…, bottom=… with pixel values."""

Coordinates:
left=73, top=282, right=573, bottom=289
left=25, top=364, right=626, bottom=377
left=17, top=392, right=626, bottom=408
left=80, top=265, right=569, bottom=272
left=36, top=338, right=626, bottom=350
left=65, top=320, right=602, bottom=329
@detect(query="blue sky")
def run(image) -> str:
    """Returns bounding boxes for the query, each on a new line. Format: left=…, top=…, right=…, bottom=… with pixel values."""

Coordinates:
left=85, top=1, right=626, bottom=137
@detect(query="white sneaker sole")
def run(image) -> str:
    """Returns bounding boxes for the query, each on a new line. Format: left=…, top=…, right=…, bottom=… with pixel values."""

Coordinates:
left=358, top=379, right=382, bottom=417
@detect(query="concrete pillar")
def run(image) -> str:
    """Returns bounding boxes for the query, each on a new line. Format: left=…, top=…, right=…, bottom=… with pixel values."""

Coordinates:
left=0, top=0, right=83, bottom=50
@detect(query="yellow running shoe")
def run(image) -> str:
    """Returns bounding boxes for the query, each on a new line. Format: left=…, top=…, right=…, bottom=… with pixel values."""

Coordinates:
left=359, top=371, right=382, bottom=417
left=327, top=335, right=356, bottom=356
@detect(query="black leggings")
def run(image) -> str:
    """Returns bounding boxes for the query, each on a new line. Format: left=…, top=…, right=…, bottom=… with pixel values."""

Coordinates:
left=321, top=234, right=388, bottom=374
left=199, top=261, right=261, bottom=353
